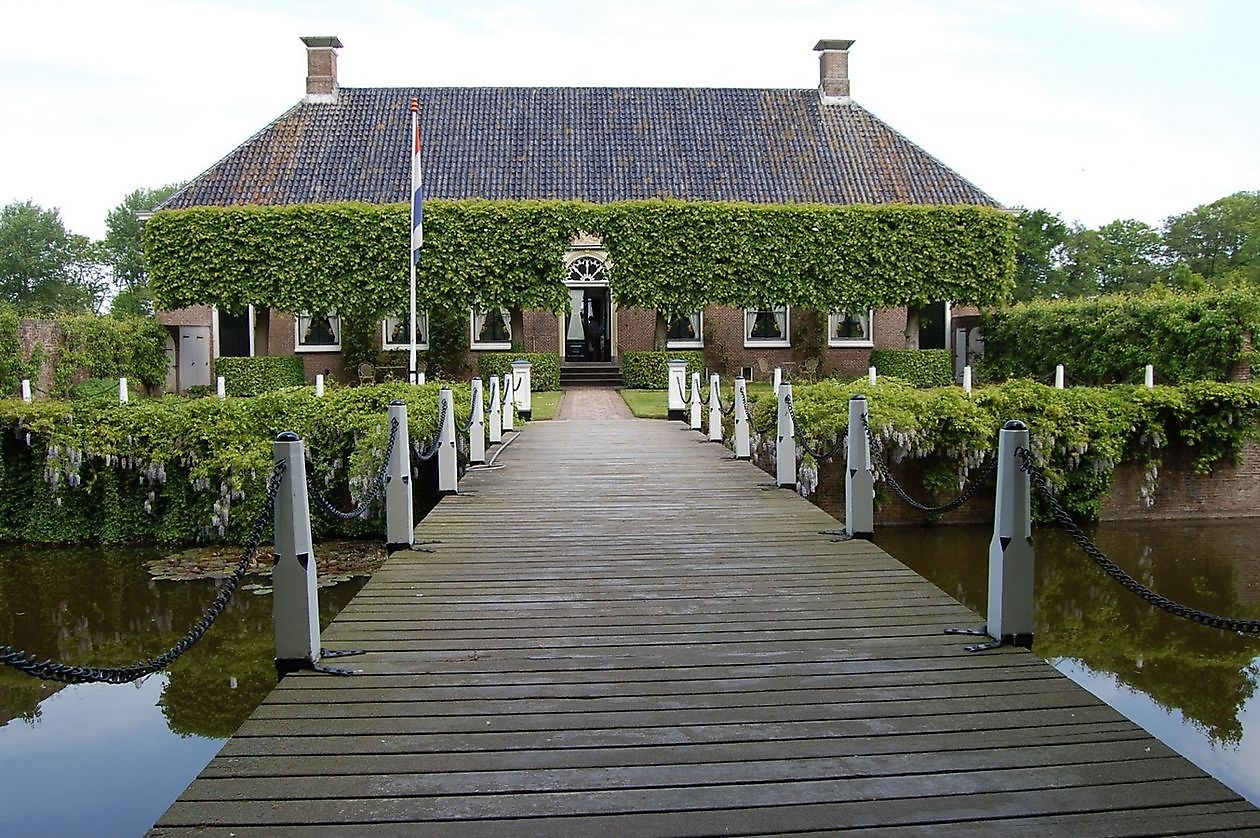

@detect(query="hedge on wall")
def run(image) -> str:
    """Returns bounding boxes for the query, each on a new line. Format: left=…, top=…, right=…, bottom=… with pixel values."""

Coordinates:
left=52, top=314, right=168, bottom=396
left=621, top=350, right=706, bottom=389
left=979, top=288, right=1260, bottom=385
left=147, top=200, right=1015, bottom=318
left=869, top=349, right=954, bottom=387
left=215, top=356, right=306, bottom=395
left=0, top=382, right=472, bottom=545
left=475, top=352, right=561, bottom=391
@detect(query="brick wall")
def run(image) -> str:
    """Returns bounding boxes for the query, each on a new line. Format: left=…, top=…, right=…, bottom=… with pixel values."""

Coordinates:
left=17, top=319, right=59, bottom=397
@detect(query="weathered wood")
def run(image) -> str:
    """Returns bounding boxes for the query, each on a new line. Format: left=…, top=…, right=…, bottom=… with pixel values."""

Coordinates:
left=152, top=418, right=1258, bottom=835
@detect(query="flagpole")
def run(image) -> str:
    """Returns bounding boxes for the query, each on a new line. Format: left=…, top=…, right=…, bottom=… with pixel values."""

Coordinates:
left=408, top=97, right=420, bottom=384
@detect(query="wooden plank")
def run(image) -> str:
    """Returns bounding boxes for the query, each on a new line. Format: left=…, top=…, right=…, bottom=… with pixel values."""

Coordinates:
left=153, top=418, right=1258, bottom=834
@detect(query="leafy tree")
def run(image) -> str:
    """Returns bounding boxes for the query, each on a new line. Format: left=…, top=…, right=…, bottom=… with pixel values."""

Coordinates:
left=1074, top=219, right=1165, bottom=295
left=1163, top=191, right=1260, bottom=282
left=103, top=184, right=182, bottom=288
left=1012, top=208, right=1072, bottom=300
left=0, top=201, right=107, bottom=313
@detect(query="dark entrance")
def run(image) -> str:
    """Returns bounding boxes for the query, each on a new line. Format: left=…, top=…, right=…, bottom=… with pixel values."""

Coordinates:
left=565, top=287, right=611, bottom=362
left=917, top=301, right=948, bottom=350
left=219, top=309, right=251, bottom=357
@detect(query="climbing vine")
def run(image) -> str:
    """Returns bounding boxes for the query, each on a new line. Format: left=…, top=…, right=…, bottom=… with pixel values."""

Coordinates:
left=146, top=200, right=1016, bottom=317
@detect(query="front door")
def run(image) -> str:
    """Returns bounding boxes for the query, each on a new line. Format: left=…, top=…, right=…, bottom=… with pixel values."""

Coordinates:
left=565, top=287, right=611, bottom=362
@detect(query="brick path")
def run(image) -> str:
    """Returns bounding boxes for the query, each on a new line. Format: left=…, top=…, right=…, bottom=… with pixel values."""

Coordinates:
left=555, top=387, right=634, bottom=420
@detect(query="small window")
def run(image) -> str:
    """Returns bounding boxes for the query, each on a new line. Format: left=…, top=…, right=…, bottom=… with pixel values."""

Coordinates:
left=295, top=311, right=341, bottom=352
left=382, top=312, right=429, bottom=350
left=744, top=306, right=790, bottom=348
left=471, top=307, right=512, bottom=350
left=665, top=311, right=703, bottom=349
left=828, top=310, right=874, bottom=347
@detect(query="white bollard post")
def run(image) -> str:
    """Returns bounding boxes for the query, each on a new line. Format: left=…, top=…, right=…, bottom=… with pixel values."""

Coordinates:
left=733, top=377, right=751, bottom=460
left=20, top=379, right=32, bottom=403
left=667, top=359, right=688, bottom=421
left=273, top=431, right=321, bottom=674
left=773, top=367, right=783, bottom=397
left=986, top=420, right=1035, bottom=649
left=1054, top=364, right=1065, bottom=389
left=468, top=378, right=486, bottom=465
left=119, top=377, right=129, bottom=404
left=488, top=376, right=503, bottom=444
left=963, top=365, right=973, bottom=395
left=707, top=374, right=723, bottom=442
left=315, top=374, right=325, bottom=398
left=868, top=366, right=877, bottom=386
left=689, top=371, right=702, bottom=430
left=511, top=359, right=533, bottom=421
left=845, top=395, right=875, bottom=539
left=417, top=371, right=426, bottom=386
left=1144, top=364, right=1155, bottom=388
left=437, top=387, right=458, bottom=494
left=385, top=400, right=414, bottom=549
left=776, top=383, right=796, bottom=489
left=216, top=376, right=226, bottom=399
left=501, top=374, right=514, bottom=432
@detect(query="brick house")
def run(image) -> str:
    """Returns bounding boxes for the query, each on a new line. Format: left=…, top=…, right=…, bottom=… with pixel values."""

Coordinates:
left=155, top=36, right=1001, bottom=390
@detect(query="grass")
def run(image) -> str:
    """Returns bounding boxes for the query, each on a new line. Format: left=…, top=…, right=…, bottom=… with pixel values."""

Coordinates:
left=619, top=381, right=779, bottom=420
left=525, top=390, right=562, bottom=421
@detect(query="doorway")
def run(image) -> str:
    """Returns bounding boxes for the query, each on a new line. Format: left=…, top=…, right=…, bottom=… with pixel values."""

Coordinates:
left=565, top=287, right=611, bottom=362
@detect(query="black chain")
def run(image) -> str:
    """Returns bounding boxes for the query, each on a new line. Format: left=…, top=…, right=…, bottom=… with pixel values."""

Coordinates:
left=1018, top=448, right=1260, bottom=634
left=412, top=400, right=449, bottom=462
left=863, top=415, right=998, bottom=515
left=0, top=461, right=286, bottom=684
left=784, top=395, right=845, bottom=463
left=307, top=418, right=399, bottom=521
left=456, top=386, right=482, bottom=434
left=752, top=407, right=778, bottom=436
left=713, top=387, right=735, bottom=416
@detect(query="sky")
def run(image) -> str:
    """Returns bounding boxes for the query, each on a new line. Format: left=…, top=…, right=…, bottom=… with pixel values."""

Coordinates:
left=2, top=0, right=1258, bottom=241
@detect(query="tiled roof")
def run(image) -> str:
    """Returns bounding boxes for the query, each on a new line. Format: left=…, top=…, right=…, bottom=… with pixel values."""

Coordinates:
left=162, top=87, right=1000, bottom=210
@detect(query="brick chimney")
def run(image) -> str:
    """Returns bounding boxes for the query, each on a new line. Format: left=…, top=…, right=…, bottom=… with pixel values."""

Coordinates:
left=814, top=39, right=855, bottom=102
left=301, top=36, right=343, bottom=103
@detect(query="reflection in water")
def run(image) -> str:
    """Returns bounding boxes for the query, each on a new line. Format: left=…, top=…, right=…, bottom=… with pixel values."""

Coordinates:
left=0, top=545, right=364, bottom=836
left=876, top=519, right=1260, bottom=805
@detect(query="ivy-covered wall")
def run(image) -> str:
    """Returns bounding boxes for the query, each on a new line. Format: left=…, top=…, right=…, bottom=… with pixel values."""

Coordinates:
left=146, top=199, right=1016, bottom=317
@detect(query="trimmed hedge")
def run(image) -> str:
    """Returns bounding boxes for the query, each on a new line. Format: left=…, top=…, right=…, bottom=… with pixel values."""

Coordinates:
left=869, top=349, right=954, bottom=388
left=215, top=356, right=306, bottom=396
left=980, top=288, right=1260, bottom=385
left=621, top=350, right=706, bottom=389
left=475, top=352, right=561, bottom=391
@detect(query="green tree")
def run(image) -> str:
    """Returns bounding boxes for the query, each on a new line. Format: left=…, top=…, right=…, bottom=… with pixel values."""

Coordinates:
left=1012, top=208, right=1072, bottom=300
left=1074, top=219, right=1164, bottom=295
left=103, top=184, right=181, bottom=288
left=0, top=201, right=107, bottom=313
left=1163, top=191, right=1260, bottom=282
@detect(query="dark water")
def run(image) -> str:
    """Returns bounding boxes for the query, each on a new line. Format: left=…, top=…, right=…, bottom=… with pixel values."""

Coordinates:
left=876, top=520, right=1260, bottom=806
left=0, top=546, right=364, bottom=837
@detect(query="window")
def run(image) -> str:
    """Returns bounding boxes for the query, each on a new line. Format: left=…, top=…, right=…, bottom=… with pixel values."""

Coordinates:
left=382, top=312, right=429, bottom=350
left=295, top=311, right=341, bottom=352
left=665, top=311, right=703, bottom=349
left=744, top=306, right=790, bottom=348
left=828, top=309, right=874, bottom=347
left=471, top=307, right=512, bottom=350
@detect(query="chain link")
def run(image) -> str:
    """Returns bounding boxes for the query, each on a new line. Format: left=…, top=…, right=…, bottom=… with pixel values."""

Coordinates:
left=783, top=394, right=845, bottom=463
left=1, top=460, right=287, bottom=684
left=863, top=415, right=998, bottom=515
left=456, top=386, right=482, bottom=434
left=307, top=418, right=399, bottom=521
left=1018, top=448, right=1260, bottom=634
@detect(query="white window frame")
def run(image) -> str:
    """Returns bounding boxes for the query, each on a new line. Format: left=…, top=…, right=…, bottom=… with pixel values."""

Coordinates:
left=382, top=311, right=429, bottom=350
left=744, top=305, right=791, bottom=348
left=470, top=307, right=512, bottom=350
left=294, top=310, right=342, bottom=353
left=211, top=304, right=256, bottom=358
left=827, top=309, right=875, bottom=347
left=665, top=310, right=704, bottom=350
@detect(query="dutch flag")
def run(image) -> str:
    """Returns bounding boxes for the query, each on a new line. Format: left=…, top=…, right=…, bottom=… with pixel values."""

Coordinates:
left=410, top=97, right=423, bottom=261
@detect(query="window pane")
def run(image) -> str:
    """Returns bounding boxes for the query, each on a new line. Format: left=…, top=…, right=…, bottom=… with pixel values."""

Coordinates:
left=299, top=312, right=339, bottom=346
left=385, top=312, right=427, bottom=347
left=748, top=308, right=784, bottom=340
left=830, top=310, right=871, bottom=343
left=474, top=308, right=511, bottom=344
left=667, top=311, right=700, bottom=342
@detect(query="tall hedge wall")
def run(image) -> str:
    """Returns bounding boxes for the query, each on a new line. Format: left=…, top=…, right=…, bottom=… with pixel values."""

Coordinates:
left=980, top=288, right=1260, bottom=385
left=475, top=352, right=561, bottom=391
left=147, top=200, right=1015, bottom=317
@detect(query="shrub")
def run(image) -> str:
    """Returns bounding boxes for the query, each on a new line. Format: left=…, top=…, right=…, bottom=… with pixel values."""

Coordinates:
left=52, top=314, right=168, bottom=396
left=215, top=356, right=306, bottom=396
left=476, top=352, right=560, bottom=391
left=621, top=350, right=706, bottom=389
left=869, top=349, right=953, bottom=387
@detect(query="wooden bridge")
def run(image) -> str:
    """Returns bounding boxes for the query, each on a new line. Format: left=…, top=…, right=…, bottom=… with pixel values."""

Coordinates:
left=153, top=417, right=1260, bottom=835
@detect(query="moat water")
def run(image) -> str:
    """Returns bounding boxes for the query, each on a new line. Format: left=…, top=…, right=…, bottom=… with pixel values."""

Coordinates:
left=1, top=519, right=1258, bottom=835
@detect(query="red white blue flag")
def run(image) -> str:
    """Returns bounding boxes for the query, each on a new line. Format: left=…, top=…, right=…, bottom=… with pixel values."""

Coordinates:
left=410, top=97, right=423, bottom=261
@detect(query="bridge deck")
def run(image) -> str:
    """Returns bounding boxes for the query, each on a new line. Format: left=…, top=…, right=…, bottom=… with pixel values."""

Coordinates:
left=154, top=419, right=1260, bottom=836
